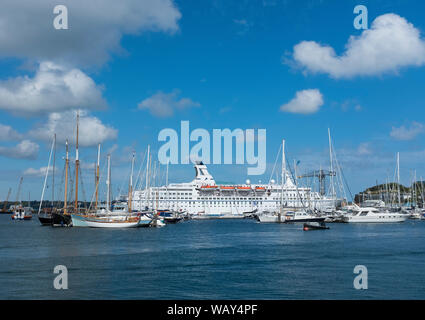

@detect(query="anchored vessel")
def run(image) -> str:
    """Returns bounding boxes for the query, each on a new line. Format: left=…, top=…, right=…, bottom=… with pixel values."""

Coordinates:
left=132, top=160, right=338, bottom=220
left=342, top=207, right=408, bottom=223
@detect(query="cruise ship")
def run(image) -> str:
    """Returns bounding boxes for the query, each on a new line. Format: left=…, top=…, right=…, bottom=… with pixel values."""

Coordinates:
left=131, top=162, right=340, bottom=218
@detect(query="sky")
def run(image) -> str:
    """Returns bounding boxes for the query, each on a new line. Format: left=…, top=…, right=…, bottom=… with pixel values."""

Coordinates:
left=1, top=0, right=425, bottom=203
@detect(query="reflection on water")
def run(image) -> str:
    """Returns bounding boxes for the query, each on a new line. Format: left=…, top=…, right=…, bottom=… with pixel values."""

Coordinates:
left=0, top=215, right=424, bottom=299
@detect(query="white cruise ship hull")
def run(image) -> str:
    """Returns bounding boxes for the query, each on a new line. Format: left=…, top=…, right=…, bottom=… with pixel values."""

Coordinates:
left=132, top=162, right=340, bottom=217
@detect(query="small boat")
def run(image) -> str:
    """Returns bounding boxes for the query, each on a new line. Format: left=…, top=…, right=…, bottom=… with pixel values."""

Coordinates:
left=157, top=209, right=183, bottom=223
left=11, top=206, right=33, bottom=220
left=303, top=222, right=329, bottom=231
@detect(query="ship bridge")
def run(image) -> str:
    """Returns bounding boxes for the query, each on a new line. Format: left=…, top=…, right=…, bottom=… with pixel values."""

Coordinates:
left=192, top=161, right=216, bottom=186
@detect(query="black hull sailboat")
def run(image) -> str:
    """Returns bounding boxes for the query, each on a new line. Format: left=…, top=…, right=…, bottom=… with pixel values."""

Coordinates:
left=52, top=212, right=72, bottom=227
left=38, top=213, right=53, bottom=226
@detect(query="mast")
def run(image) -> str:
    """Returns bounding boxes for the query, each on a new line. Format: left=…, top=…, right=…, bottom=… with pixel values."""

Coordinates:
left=328, top=128, right=335, bottom=198
left=166, top=160, right=169, bottom=209
left=38, top=137, right=55, bottom=215
left=64, top=139, right=69, bottom=215
left=95, top=143, right=101, bottom=210
left=128, top=152, right=135, bottom=212
left=145, top=145, right=150, bottom=209
left=52, top=133, right=56, bottom=205
left=397, top=152, right=401, bottom=207
left=106, top=154, right=111, bottom=211
left=74, top=110, right=80, bottom=213
left=280, top=139, right=285, bottom=214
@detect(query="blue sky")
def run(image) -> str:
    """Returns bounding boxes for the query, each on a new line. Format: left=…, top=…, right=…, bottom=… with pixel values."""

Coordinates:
left=1, top=0, right=425, bottom=202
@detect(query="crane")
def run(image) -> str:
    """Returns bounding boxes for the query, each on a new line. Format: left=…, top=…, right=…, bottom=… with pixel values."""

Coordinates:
left=298, top=169, right=336, bottom=196
left=2, top=188, right=12, bottom=212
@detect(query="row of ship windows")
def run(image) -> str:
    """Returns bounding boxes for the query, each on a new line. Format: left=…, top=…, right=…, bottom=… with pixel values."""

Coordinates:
left=140, top=192, right=307, bottom=197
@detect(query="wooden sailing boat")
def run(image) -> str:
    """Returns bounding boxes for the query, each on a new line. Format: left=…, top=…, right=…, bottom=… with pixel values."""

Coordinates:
left=51, top=137, right=72, bottom=227
left=71, top=153, right=143, bottom=228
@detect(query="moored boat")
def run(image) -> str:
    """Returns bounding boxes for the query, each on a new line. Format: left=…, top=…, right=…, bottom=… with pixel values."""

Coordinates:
left=342, top=207, right=408, bottom=223
left=303, top=221, right=329, bottom=231
left=11, top=206, right=33, bottom=220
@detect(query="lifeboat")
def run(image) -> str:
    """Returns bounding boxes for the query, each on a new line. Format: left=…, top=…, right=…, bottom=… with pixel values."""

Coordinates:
left=254, top=186, right=266, bottom=193
left=236, top=186, right=252, bottom=194
left=219, top=186, right=235, bottom=192
left=199, top=185, right=218, bottom=192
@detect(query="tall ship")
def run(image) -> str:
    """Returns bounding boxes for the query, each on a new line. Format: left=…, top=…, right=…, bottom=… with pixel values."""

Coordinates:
left=131, top=140, right=342, bottom=218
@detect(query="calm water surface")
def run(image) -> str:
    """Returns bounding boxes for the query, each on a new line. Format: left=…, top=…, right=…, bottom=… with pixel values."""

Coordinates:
left=0, top=214, right=424, bottom=299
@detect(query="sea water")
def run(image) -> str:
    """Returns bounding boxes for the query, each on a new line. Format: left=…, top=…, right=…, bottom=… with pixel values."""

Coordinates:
left=0, top=215, right=424, bottom=299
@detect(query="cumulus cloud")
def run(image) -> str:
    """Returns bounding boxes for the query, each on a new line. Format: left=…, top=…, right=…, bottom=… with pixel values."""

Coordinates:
left=138, top=90, right=200, bottom=117
left=0, top=0, right=181, bottom=67
left=29, top=110, right=118, bottom=147
left=291, top=14, right=425, bottom=78
left=23, top=166, right=56, bottom=177
left=280, top=89, right=324, bottom=114
left=0, top=62, right=107, bottom=115
left=0, top=124, right=23, bottom=141
left=357, top=143, right=372, bottom=155
left=390, top=121, right=425, bottom=140
left=0, top=140, right=39, bottom=159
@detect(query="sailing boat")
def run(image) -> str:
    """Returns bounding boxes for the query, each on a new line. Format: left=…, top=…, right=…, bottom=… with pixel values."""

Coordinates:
left=71, top=153, right=145, bottom=228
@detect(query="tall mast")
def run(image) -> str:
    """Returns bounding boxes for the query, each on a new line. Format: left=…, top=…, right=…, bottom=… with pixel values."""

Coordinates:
left=64, top=139, right=69, bottom=215
left=38, top=137, right=55, bottom=215
left=145, top=145, right=150, bottom=208
left=128, top=152, right=135, bottom=212
left=74, top=110, right=80, bottom=213
left=280, top=139, right=285, bottom=213
left=166, top=160, right=169, bottom=209
left=52, top=133, right=56, bottom=205
left=328, top=128, right=335, bottom=198
left=106, top=154, right=111, bottom=211
left=95, top=143, right=101, bottom=210
left=397, top=152, right=401, bottom=207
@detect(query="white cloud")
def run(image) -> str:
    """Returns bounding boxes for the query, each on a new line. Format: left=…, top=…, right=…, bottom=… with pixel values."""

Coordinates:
left=0, top=140, right=39, bottom=159
left=23, top=166, right=56, bottom=177
left=0, top=0, right=181, bottom=67
left=357, top=143, right=372, bottom=155
left=390, top=122, right=425, bottom=141
left=138, top=90, right=200, bottom=117
left=292, top=14, right=425, bottom=78
left=280, top=89, right=324, bottom=114
left=0, top=62, right=107, bottom=115
left=0, top=124, right=23, bottom=141
left=29, top=110, right=118, bottom=147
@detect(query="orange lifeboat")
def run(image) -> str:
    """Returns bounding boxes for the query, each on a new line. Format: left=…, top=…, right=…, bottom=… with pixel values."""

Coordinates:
left=199, top=185, right=218, bottom=192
